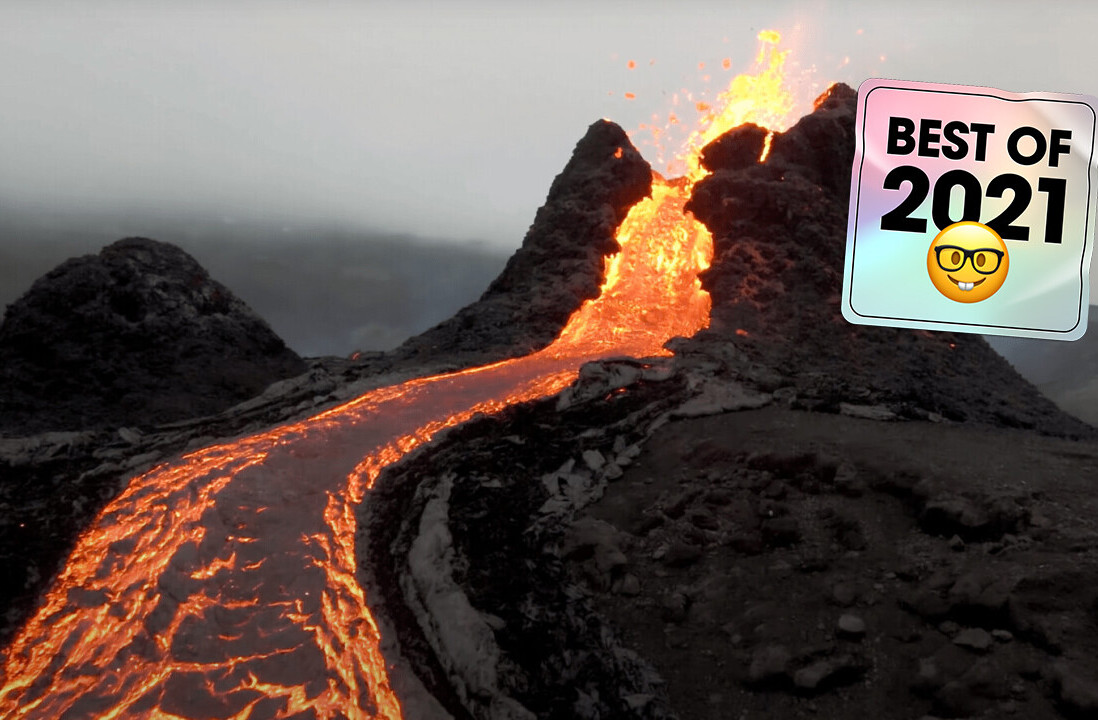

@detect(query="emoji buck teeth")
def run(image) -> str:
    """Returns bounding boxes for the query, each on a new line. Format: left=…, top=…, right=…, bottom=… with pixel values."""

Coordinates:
left=927, top=221, right=1010, bottom=304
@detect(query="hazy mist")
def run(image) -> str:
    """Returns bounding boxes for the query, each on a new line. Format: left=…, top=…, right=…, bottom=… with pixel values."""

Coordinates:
left=4, top=1, right=1098, bottom=356
left=0, top=212, right=508, bottom=357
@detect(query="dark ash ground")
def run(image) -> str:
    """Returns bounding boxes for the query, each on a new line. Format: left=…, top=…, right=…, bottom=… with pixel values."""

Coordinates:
left=579, top=403, right=1098, bottom=720
left=363, top=359, right=1098, bottom=720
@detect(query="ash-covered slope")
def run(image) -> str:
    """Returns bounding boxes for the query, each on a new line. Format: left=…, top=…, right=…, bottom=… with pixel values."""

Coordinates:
left=683, top=84, right=1092, bottom=437
left=988, top=307, right=1098, bottom=426
left=385, top=119, right=651, bottom=367
left=0, top=120, right=653, bottom=652
left=0, top=237, right=306, bottom=434
left=360, top=88, right=1098, bottom=720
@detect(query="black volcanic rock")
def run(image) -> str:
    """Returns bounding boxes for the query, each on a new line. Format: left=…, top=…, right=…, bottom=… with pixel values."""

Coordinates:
left=391, top=119, right=652, bottom=364
left=0, top=237, right=306, bottom=433
left=684, top=83, right=1092, bottom=437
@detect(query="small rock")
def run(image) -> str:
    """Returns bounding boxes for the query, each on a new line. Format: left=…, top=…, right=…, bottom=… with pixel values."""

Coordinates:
left=768, top=560, right=792, bottom=576
left=761, top=517, right=801, bottom=547
left=930, top=643, right=978, bottom=681
left=948, top=534, right=965, bottom=551
left=948, top=572, right=983, bottom=604
left=935, top=679, right=989, bottom=717
left=741, top=602, right=776, bottom=625
left=953, top=628, right=992, bottom=652
left=662, top=542, right=702, bottom=568
left=895, top=564, right=919, bottom=582
left=603, top=462, right=623, bottom=480
left=664, top=630, right=688, bottom=649
left=747, top=644, right=791, bottom=683
left=926, top=571, right=955, bottom=590
left=582, top=449, right=606, bottom=472
left=556, top=458, right=576, bottom=475
left=991, top=629, right=1013, bottom=643
left=661, top=591, right=689, bottom=623
left=663, top=491, right=696, bottom=519
left=688, top=510, right=720, bottom=531
left=703, top=489, right=733, bottom=506
left=726, top=530, right=764, bottom=554
left=833, top=461, right=864, bottom=496
left=795, top=653, right=868, bottom=692
left=831, top=582, right=857, bottom=607
left=839, top=403, right=896, bottom=421
left=762, top=480, right=787, bottom=499
left=892, top=627, right=922, bottom=643
left=837, top=613, right=866, bottom=638
left=634, top=513, right=663, bottom=536
left=938, top=620, right=960, bottom=636
left=480, top=613, right=506, bottom=631
left=1053, top=660, right=1098, bottom=714
left=914, top=657, right=941, bottom=692
left=773, top=386, right=797, bottom=404
left=123, top=450, right=162, bottom=470
left=117, top=426, right=142, bottom=444
left=960, top=657, right=1011, bottom=699
left=619, top=574, right=641, bottom=596
left=561, top=517, right=628, bottom=574
left=921, top=497, right=991, bottom=539
left=798, top=550, right=831, bottom=573
left=794, top=660, right=833, bottom=690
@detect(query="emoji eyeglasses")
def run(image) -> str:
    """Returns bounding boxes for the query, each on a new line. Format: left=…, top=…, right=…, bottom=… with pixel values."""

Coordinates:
left=933, top=245, right=1005, bottom=275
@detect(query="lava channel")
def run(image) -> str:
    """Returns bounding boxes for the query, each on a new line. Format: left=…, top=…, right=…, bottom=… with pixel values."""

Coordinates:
left=0, top=30, right=794, bottom=720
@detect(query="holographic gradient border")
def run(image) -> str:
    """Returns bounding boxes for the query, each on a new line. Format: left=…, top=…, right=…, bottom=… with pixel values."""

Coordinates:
left=842, top=78, right=1098, bottom=341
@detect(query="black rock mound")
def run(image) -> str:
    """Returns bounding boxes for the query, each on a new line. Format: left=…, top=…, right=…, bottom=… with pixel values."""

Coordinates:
left=0, top=237, right=306, bottom=434
left=685, top=84, right=1092, bottom=437
left=391, top=119, right=652, bottom=366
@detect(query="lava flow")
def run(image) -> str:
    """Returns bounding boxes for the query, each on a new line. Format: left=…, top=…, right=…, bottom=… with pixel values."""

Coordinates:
left=1, top=31, right=795, bottom=720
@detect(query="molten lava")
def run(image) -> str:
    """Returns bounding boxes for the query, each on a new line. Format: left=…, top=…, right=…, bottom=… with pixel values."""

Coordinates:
left=0, top=31, right=795, bottom=720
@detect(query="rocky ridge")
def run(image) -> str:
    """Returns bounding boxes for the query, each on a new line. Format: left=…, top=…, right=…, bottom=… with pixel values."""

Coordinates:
left=0, top=237, right=307, bottom=435
left=684, top=84, right=1091, bottom=438
left=0, top=120, right=651, bottom=650
left=364, top=119, right=652, bottom=375
left=356, top=85, right=1098, bottom=720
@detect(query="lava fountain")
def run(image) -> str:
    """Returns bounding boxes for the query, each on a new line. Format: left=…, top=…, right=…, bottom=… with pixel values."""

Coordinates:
left=0, top=31, right=795, bottom=720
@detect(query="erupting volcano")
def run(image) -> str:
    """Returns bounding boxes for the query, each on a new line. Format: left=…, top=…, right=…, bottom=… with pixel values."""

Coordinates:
left=1, top=33, right=797, bottom=719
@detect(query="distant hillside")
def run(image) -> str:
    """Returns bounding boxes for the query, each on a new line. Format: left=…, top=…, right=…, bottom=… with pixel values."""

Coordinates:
left=987, top=306, right=1098, bottom=426
left=0, top=212, right=509, bottom=357
left=0, top=237, right=307, bottom=433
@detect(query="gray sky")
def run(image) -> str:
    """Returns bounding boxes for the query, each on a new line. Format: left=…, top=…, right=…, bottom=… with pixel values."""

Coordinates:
left=4, top=1, right=1095, bottom=248
left=4, top=1, right=1098, bottom=357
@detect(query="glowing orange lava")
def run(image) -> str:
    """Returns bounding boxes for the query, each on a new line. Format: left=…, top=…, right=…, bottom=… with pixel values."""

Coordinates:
left=0, top=31, right=796, bottom=720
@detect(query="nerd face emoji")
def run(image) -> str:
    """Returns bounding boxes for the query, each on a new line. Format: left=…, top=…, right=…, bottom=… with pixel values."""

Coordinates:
left=926, top=221, right=1010, bottom=303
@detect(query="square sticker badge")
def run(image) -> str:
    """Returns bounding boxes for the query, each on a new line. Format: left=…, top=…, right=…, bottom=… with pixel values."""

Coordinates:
left=843, top=79, right=1098, bottom=340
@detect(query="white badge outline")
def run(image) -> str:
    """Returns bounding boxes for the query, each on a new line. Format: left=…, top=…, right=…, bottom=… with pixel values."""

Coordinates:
left=842, top=78, right=1098, bottom=340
